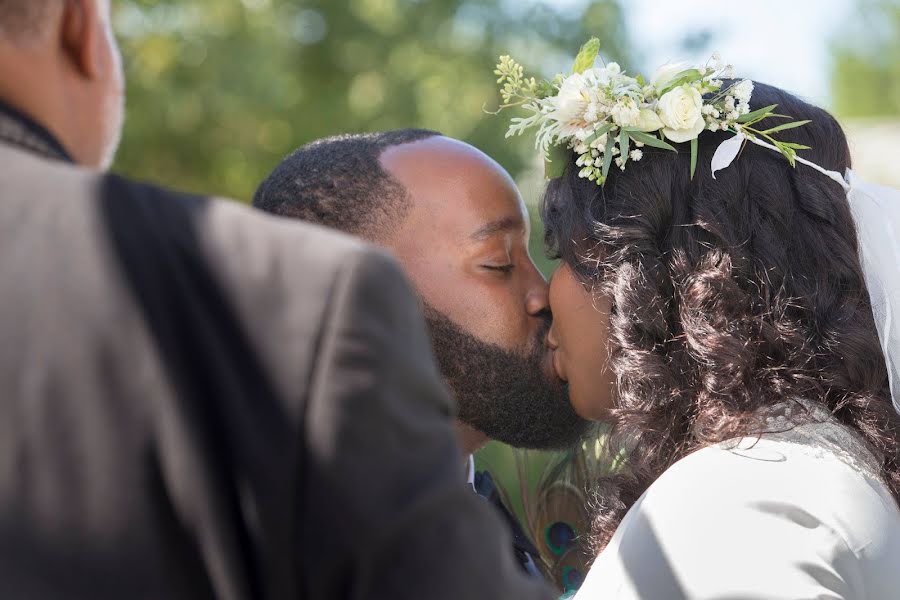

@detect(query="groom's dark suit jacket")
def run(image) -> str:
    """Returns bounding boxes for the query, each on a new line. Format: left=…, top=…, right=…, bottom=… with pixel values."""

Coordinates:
left=0, top=102, right=552, bottom=600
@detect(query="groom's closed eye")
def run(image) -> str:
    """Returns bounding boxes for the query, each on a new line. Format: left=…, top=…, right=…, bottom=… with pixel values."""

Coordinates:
left=482, top=263, right=515, bottom=275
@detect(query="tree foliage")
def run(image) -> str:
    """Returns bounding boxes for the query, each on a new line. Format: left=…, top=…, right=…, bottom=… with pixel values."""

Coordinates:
left=830, top=0, right=900, bottom=118
left=113, top=0, right=631, bottom=202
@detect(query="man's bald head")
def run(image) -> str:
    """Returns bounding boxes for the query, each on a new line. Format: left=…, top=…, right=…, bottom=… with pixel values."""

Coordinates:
left=253, top=129, right=441, bottom=243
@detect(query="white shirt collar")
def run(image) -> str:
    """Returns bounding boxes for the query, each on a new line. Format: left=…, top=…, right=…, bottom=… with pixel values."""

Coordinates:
left=465, top=455, right=475, bottom=491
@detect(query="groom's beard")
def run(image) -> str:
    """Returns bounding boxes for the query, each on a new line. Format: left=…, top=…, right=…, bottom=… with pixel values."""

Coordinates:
left=423, top=304, right=591, bottom=450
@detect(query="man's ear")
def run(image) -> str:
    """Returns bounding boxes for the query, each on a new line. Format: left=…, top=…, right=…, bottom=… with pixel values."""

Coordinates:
left=60, top=0, right=104, bottom=80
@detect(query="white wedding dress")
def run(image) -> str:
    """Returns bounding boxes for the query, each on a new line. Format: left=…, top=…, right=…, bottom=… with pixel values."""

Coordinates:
left=575, top=402, right=900, bottom=599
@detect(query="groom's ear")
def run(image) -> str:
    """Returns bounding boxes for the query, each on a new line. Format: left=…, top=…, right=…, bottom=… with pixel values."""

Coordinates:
left=60, top=0, right=106, bottom=81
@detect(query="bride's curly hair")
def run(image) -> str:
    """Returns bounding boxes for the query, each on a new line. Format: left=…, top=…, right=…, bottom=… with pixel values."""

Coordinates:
left=542, top=81, right=900, bottom=553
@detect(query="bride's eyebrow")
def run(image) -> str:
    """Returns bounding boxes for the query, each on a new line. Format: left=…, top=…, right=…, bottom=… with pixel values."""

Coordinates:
left=470, top=216, right=524, bottom=241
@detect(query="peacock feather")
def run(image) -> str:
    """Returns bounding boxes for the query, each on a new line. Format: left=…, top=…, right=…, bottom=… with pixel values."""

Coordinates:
left=478, top=434, right=614, bottom=595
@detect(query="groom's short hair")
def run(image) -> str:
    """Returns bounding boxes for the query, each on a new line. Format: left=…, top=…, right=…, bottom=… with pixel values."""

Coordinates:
left=253, top=129, right=441, bottom=241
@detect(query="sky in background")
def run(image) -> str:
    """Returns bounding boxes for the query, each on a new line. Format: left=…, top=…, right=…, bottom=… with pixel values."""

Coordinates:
left=531, top=0, right=858, bottom=108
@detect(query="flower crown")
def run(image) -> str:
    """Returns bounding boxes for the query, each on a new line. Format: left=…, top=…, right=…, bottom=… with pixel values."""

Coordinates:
left=492, top=38, right=816, bottom=186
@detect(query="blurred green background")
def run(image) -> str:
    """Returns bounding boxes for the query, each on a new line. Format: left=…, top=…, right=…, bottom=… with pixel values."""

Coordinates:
left=111, top=0, right=900, bottom=529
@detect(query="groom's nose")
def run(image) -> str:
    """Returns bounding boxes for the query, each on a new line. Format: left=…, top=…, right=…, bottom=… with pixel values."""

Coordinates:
left=523, top=262, right=550, bottom=319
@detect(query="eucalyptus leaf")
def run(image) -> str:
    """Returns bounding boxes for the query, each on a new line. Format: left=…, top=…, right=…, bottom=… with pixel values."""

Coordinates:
left=690, top=137, right=698, bottom=179
left=760, top=119, right=812, bottom=135
left=629, top=130, right=677, bottom=152
left=601, top=135, right=615, bottom=180
left=736, top=104, right=778, bottom=124
left=572, top=37, right=601, bottom=74
left=585, top=123, right=614, bottom=146
left=544, top=144, right=571, bottom=179
left=620, top=129, right=630, bottom=165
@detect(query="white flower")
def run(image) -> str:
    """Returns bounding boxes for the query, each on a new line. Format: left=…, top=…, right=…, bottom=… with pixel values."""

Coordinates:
left=574, top=143, right=589, bottom=154
left=634, top=108, right=664, bottom=132
left=733, top=79, right=754, bottom=103
left=615, top=156, right=624, bottom=168
left=724, top=96, right=735, bottom=111
left=630, top=149, right=643, bottom=161
left=610, top=98, right=641, bottom=127
left=711, top=51, right=723, bottom=69
left=702, top=104, right=715, bottom=115
left=657, top=84, right=706, bottom=143
left=651, top=60, right=692, bottom=89
left=606, top=62, right=621, bottom=75
left=547, top=72, right=591, bottom=137
left=723, top=65, right=735, bottom=79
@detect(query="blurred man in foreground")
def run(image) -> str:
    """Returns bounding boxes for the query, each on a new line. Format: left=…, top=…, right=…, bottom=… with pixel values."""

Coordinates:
left=0, top=1, right=553, bottom=598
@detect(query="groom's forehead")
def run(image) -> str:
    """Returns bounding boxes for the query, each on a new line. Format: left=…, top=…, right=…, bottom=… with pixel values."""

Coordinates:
left=380, top=137, right=528, bottom=241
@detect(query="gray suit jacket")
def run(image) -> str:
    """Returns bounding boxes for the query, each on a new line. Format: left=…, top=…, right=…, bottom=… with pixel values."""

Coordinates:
left=0, top=106, right=552, bottom=600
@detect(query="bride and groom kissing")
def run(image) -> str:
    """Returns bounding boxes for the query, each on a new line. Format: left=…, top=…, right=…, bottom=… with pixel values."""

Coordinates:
left=253, top=61, right=900, bottom=597
left=252, top=45, right=900, bottom=598
left=3, top=0, right=900, bottom=598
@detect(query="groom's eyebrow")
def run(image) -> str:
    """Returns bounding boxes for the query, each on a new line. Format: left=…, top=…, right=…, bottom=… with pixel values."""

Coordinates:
left=470, top=217, right=524, bottom=241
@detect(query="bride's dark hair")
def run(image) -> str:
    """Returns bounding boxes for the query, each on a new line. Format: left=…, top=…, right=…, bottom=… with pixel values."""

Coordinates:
left=542, top=81, right=900, bottom=552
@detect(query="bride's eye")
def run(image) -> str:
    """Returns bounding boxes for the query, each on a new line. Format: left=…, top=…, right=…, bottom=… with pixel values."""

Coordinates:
left=483, top=264, right=515, bottom=274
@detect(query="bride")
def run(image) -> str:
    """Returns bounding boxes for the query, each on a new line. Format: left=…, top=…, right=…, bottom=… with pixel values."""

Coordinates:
left=494, top=44, right=900, bottom=598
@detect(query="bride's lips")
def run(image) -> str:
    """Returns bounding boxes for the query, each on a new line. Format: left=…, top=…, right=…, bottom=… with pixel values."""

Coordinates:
left=550, top=348, right=566, bottom=382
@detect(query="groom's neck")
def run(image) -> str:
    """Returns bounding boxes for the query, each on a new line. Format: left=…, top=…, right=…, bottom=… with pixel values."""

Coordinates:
left=455, top=420, right=490, bottom=456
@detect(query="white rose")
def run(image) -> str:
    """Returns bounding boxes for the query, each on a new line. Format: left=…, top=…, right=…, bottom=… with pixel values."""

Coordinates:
left=651, top=61, right=692, bottom=89
left=634, top=108, right=663, bottom=132
left=657, top=84, right=705, bottom=143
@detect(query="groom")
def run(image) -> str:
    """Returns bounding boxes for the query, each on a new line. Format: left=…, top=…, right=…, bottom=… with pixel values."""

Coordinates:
left=254, top=130, right=592, bottom=573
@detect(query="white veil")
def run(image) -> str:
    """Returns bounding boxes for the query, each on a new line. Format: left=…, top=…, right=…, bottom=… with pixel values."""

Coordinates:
left=846, top=170, right=900, bottom=415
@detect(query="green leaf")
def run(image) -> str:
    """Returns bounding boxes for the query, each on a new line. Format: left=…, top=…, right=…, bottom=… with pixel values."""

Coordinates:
left=689, top=137, right=698, bottom=179
left=759, top=119, right=812, bottom=135
left=629, top=130, right=677, bottom=152
left=572, top=37, right=601, bottom=74
left=544, top=143, right=571, bottom=179
left=779, top=144, right=797, bottom=167
left=619, top=129, right=630, bottom=165
left=736, top=104, right=778, bottom=124
left=584, top=123, right=614, bottom=146
left=781, top=142, right=812, bottom=150
left=535, top=80, right=558, bottom=99
left=636, top=74, right=646, bottom=86
left=657, top=69, right=703, bottom=96
left=601, top=134, right=615, bottom=180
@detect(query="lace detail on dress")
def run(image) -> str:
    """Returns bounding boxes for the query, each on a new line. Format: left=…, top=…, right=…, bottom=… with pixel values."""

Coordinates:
left=719, top=398, right=884, bottom=485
